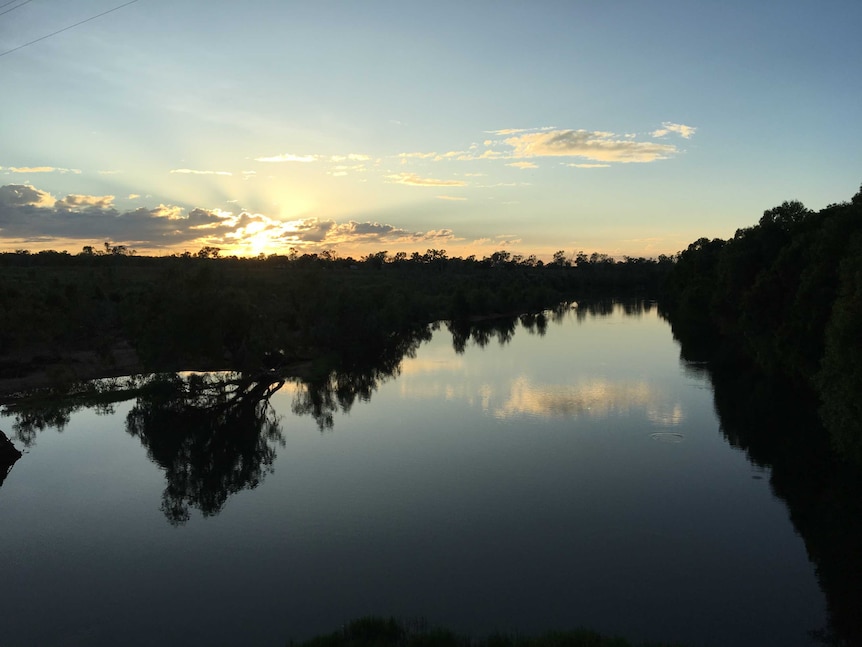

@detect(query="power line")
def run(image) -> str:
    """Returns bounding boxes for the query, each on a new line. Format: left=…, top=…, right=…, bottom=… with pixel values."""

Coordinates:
left=0, top=0, right=35, bottom=18
left=0, top=0, right=24, bottom=9
left=0, top=0, right=140, bottom=58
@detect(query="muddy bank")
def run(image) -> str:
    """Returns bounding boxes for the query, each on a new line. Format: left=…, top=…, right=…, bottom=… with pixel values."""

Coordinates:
left=0, top=343, right=322, bottom=402
left=0, top=343, right=144, bottom=399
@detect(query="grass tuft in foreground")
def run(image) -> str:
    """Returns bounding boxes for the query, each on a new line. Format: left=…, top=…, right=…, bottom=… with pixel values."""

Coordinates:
left=289, top=616, right=687, bottom=647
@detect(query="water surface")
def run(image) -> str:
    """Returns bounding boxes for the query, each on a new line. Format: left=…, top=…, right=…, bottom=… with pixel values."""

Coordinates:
left=0, top=302, right=826, bottom=646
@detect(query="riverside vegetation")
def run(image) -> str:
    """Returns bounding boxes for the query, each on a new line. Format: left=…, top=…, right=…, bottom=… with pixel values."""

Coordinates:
left=662, top=182, right=862, bottom=465
left=0, top=246, right=671, bottom=387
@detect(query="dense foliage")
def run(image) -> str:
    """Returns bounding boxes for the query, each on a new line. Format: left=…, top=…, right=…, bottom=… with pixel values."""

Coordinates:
left=662, top=183, right=862, bottom=462
left=0, top=248, right=671, bottom=381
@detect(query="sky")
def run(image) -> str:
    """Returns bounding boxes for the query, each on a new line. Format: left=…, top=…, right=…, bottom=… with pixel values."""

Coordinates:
left=1, top=0, right=861, bottom=260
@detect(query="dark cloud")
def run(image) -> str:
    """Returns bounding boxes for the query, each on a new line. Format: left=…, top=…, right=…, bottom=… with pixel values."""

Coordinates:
left=0, top=184, right=459, bottom=254
left=0, top=184, right=227, bottom=248
left=0, top=184, right=54, bottom=207
left=288, top=219, right=336, bottom=243
left=346, top=221, right=404, bottom=236
left=55, top=194, right=115, bottom=211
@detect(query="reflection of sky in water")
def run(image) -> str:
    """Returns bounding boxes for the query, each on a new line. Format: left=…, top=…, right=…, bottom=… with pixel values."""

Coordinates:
left=397, top=305, right=687, bottom=427
left=492, top=375, right=683, bottom=424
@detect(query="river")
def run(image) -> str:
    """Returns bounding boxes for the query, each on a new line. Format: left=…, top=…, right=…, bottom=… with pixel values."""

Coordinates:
left=0, top=301, right=838, bottom=646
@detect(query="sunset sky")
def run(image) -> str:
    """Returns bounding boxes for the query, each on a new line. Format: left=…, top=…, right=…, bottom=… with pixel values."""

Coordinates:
left=1, top=0, right=860, bottom=259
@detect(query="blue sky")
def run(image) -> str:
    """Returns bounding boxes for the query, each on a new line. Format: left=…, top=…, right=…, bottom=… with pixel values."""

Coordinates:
left=1, top=0, right=860, bottom=259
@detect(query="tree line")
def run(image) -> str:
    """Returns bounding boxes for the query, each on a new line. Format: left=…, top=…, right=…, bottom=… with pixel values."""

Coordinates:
left=0, top=246, right=671, bottom=385
left=662, top=182, right=862, bottom=463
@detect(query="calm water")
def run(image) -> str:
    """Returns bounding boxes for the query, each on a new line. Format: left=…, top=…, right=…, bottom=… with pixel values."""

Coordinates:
left=0, top=302, right=828, bottom=646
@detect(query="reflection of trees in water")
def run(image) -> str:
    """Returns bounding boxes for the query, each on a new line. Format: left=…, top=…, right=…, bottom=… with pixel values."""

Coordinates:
left=3, top=377, right=137, bottom=447
left=125, top=372, right=285, bottom=525
left=1, top=299, right=658, bottom=521
left=447, top=299, right=654, bottom=354
left=669, top=328, right=862, bottom=647
left=446, top=318, right=517, bottom=354
left=519, top=312, right=548, bottom=336
left=291, top=324, right=434, bottom=430
left=0, top=324, right=436, bottom=518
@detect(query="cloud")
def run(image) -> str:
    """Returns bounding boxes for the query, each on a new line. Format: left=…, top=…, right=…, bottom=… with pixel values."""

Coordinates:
left=386, top=172, right=467, bottom=187
left=471, top=235, right=521, bottom=247
left=0, top=183, right=464, bottom=256
left=1, top=166, right=81, bottom=174
left=286, top=218, right=335, bottom=243
left=328, top=163, right=367, bottom=177
left=436, top=195, right=467, bottom=201
left=494, top=376, right=676, bottom=421
left=0, top=184, right=56, bottom=208
left=507, top=161, right=538, bottom=169
left=170, top=168, right=233, bottom=176
left=484, top=128, right=528, bottom=135
left=331, top=154, right=371, bottom=162
left=484, top=126, right=556, bottom=136
left=0, top=184, right=231, bottom=248
left=652, top=122, right=697, bottom=139
left=279, top=217, right=455, bottom=248
left=564, top=163, right=611, bottom=168
left=398, top=152, right=438, bottom=160
left=254, top=153, right=318, bottom=163
left=56, top=194, right=115, bottom=210
left=504, top=129, right=678, bottom=163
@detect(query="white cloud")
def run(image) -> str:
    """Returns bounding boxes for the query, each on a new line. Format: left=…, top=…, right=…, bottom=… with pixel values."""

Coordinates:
left=170, top=168, right=233, bottom=176
left=331, top=153, right=371, bottom=162
left=564, top=163, right=611, bottom=168
left=398, top=152, right=438, bottom=160
left=436, top=195, right=467, bottom=201
left=651, top=122, right=697, bottom=139
left=507, top=161, right=538, bottom=169
left=386, top=172, right=467, bottom=187
left=1, top=166, right=81, bottom=174
left=254, top=153, right=318, bottom=163
left=485, top=128, right=528, bottom=135
left=328, top=163, right=367, bottom=177
left=505, top=129, right=677, bottom=163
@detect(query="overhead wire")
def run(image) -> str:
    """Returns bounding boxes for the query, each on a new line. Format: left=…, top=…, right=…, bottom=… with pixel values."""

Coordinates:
left=0, top=0, right=140, bottom=58
left=0, top=0, right=35, bottom=18
left=0, top=0, right=24, bottom=9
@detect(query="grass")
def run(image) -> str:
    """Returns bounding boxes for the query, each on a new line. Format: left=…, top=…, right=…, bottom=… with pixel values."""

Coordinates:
left=289, top=617, right=687, bottom=647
